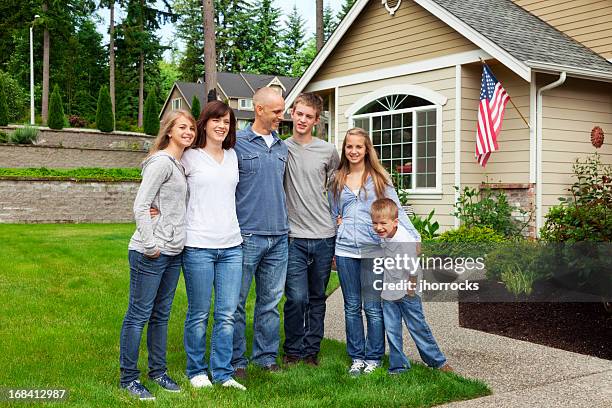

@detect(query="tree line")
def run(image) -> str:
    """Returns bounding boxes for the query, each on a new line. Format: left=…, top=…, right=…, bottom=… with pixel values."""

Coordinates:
left=0, top=0, right=356, bottom=132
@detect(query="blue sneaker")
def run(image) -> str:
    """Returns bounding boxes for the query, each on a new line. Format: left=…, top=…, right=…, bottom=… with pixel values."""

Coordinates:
left=153, top=373, right=181, bottom=392
left=121, top=380, right=155, bottom=400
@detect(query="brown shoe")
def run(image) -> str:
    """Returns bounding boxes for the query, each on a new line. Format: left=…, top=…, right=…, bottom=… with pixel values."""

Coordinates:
left=234, top=367, right=247, bottom=380
left=438, top=364, right=454, bottom=373
left=263, top=363, right=281, bottom=372
left=303, top=354, right=319, bottom=367
left=282, top=354, right=302, bottom=366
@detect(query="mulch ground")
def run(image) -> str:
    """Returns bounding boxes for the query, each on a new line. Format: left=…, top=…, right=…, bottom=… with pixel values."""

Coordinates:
left=458, top=280, right=612, bottom=360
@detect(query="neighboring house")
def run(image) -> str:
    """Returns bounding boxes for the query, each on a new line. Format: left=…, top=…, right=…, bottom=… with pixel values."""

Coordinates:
left=160, top=72, right=299, bottom=132
left=286, top=0, right=612, bottom=237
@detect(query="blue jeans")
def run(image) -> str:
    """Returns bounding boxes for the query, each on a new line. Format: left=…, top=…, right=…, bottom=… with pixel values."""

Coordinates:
left=183, top=245, right=243, bottom=383
left=119, top=250, right=182, bottom=385
left=335, top=256, right=385, bottom=363
left=382, top=296, right=446, bottom=373
left=232, top=234, right=288, bottom=368
left=283, top=237, right=335, bottom=358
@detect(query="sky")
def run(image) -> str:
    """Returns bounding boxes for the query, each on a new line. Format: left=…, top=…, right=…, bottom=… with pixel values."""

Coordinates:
left=95, top=1, right=344, bottom=60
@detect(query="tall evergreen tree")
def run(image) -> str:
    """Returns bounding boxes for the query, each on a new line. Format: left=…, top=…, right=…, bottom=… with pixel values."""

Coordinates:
left=0, top=79, right=8, bottom=126
left=191, top=95, right=201, bottom=119
left=337, top=0, right=357, bottom=22
left=323, top=4, right=337, bottom=42
left=173, top=0, right=204, bottom=81
left=96, top=85, right=114, bottom=132
left=215, top=0, right=251, bottom=72
left=282, top=6, right=306, bottom=77
left=246, top=0, right=283, bottom=74
left=143, top=90, right=159, bottom=135
left=47, top=84, right=64, bottom=129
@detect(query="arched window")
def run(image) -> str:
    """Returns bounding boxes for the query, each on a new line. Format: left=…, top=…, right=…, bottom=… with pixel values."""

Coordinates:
left=351, top=93, right=440, bottom=191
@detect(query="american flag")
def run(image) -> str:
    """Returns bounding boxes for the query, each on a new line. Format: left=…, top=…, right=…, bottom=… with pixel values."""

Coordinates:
left=476, top=64, right=510, bottom=167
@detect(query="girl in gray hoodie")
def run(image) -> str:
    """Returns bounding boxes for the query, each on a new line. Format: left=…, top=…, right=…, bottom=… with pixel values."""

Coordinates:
left=119, top=110, right=196, bottom=401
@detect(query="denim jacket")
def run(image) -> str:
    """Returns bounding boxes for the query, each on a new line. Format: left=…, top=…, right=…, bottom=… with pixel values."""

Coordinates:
left=234, top=124, right=289, bottom=235
left=329, top=176, right=420, bottom=257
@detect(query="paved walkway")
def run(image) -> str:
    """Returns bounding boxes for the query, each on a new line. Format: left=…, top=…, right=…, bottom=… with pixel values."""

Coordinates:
left=323, top=290, right=612, bottom=408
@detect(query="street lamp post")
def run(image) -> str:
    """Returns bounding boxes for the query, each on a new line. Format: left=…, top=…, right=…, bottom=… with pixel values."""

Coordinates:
left=30, top=15, right=39, bottom=125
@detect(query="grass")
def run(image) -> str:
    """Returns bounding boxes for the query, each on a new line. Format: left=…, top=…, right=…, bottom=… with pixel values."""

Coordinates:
left=0, top=224, right=490, bottom=407
left=0, top=167, right=141, bottom=181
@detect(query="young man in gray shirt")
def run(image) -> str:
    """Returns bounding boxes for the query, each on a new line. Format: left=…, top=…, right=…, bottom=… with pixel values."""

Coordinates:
left=282, top=93, right=340, bottom=366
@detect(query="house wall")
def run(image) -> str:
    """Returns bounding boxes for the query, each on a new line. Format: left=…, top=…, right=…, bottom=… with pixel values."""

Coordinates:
left=512, top=0, right=612, bottom=59
left=460, top=63, right=532, bottom=187
left=311, top=0, right=478, bottom=82
left=161, top=87, right=186, bottom=118
left=540, top=75, right=612, bottom=213
left=336, top=67, right=458, bottom=230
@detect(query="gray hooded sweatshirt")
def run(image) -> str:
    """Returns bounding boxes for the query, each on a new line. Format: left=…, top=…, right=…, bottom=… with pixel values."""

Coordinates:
left=128, top=151, right=188, bottom=256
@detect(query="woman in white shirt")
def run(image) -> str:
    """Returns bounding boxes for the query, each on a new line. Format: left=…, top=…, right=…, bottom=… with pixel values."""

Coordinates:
left=180, top=101, right=246, bottom=390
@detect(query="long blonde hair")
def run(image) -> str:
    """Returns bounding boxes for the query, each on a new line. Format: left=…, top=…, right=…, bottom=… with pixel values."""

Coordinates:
left=146, top=109, right=197, bottom=159
left=332, top=127, right=391, bottom=200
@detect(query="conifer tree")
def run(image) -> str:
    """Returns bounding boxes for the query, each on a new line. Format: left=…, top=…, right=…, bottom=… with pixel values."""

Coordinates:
left=96, top=85, right=114, bottom=132
left=191, top=95, right=201, bottom=120
left=0, top=79, right=8, bottom=127
left=143, top=91, right=159, bottom=135
left=47, top=85, right=65, bottom=130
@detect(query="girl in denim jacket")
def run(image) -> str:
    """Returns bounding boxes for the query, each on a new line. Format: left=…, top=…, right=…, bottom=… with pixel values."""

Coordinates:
left=329, top=128, right=419, bottom=376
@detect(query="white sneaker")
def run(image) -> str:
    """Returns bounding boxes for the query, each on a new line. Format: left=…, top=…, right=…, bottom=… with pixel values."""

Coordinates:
left=348, top=359, right=365, bottom=376
left=190, top=374, right=212, bottom=388
left=221, top=378, right=246, bottom=391
left=363, top=361, right=380, bottom=374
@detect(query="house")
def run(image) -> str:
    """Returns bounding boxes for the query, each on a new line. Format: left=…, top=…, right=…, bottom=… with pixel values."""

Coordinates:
left=286, top=0, right=612, bottom=237
left=160, top=72, right=299, bottom=133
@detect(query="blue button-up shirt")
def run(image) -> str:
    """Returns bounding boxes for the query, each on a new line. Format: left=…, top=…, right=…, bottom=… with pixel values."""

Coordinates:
left=234, top=124, right=289, bottom=235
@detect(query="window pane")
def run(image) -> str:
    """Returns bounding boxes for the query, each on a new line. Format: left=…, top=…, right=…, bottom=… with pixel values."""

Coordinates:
left=416, top=125, right=426, bottom=143
left=427, top=158, right=436, bottom=172
left=392, top=129, right=403, bottom=144
left=427, top=110, right=436, bottom=125
left=392, top=144, right=402, bottom=159
left=428, top=140, right=436, bottom=156
left=355, top=94, right=434, bottom=115
left=381, top=145, right=391, bottom=160
left=392, top=114, right=401, bottom=128
left=372, top=130, right=382, bottom=146
left=417, top=142, right=426, bottom=157
left=372, top=116, right=381, bottom=131
left=382, top=130, right=391, bottom=144
left=403, top=113, right=412, bottom=127
left=416, top=156, right=426, bottom=173
left=402, top=129, right=412, bottom=144
left=416, top=173, right=428, bottom=188
left=417, top=111, right=427, bottom=127
left=382, top=115, right=391, bottom=129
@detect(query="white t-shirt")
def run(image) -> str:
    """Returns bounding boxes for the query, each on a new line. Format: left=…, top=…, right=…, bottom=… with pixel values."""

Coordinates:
left=181, top=148, right=242, bottom=248
left=253, top=130, right=274, bottom=148
left=386, top=224, right=418, bottom=243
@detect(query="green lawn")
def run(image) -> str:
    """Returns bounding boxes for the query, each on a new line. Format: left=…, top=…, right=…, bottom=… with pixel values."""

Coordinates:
left=0, top=224, right=490, bottom=407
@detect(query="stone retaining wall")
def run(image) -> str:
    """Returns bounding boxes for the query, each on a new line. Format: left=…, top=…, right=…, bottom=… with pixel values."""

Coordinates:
left=0, top=144, right=146, bottom=168
left=0, top=178, right=138, bottom=223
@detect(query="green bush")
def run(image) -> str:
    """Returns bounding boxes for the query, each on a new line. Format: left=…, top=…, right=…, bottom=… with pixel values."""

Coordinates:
left=0, top=71, right=26, bottom=123
left=409, top=210, right=440, bottom=241
left=500, top=267, right=538, bottom=297
left=0, top=79, right=8, bottom=126
left=453, top=186, right=530, bottom=238
left=0, top=167, right=141, bottom=181
left=47, top=85, right=64, bottom=129
left=143, top=91, right=159, bottom=136
left=11, top=126, right=38, bottom=144
left=191, top=95, right=201, bottom=120
left=96, top=86, right=114, bottom=132
left=0, top=130, right=9, bottom=143
left=541, top=153, right=611, bottom=242
left=425, top=225, right=505, bottom=259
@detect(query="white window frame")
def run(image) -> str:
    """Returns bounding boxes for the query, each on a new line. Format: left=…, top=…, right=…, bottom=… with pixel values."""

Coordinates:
left=171, top=98, right=182, bottom=110
left=350, top=102, right=443, bottom=196
left=238, top=98, right=253, bottom=110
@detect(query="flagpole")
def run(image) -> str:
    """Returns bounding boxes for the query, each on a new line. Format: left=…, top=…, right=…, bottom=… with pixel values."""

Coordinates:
left=479, top=57, right=531, bottom=129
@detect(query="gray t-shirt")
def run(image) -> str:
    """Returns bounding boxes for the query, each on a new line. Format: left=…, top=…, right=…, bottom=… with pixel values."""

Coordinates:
left=284, top=136, right=340, bottom=239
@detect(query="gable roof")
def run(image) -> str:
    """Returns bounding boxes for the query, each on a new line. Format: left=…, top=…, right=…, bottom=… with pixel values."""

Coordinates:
left=286, top=0, right=612, bottom=106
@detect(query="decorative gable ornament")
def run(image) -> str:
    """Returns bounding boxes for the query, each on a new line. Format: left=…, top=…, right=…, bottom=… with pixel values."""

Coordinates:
left=382, top=0, right=401, bottom=15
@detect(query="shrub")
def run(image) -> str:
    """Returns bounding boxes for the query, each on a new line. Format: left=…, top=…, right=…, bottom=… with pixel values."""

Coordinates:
left=11, top=126, right=38, bottom=144
left=409, top=210, right=440, bottom=241
left=68, top=115, right=87, bottom=128
left=453, top=186, right=530, bottom=238
left=485, top=240, right=544, bottom=281
left=0, top=71, right=26, bottom=123
left=391, top=171, right=410, bottom=206
left=0, top=79, right=8, bottom=126
left=541, top=153, right=612, bottom=242
left=47, top=85, right=64, bottom=129
left=500, top=267, right=538, bottom=297
left=0, top=130, right=9, bottom=143
left=425, top=225, right=505, bottom=259
left=191, top=95, right=201, bottom=120
left=96, top=85, right=114, bottom=132
left=143, top=91, right=159, bottom=136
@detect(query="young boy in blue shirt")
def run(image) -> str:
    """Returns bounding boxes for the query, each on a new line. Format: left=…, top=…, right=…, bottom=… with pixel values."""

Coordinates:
left=370, top=198, right=453, bottom=374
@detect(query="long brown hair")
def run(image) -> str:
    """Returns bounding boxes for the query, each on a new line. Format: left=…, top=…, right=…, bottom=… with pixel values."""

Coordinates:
left=147, top=109, right=197, bottom=158
left=332, top=127, right=391, bottom=200
left=194, top=101, right=236, bottom=149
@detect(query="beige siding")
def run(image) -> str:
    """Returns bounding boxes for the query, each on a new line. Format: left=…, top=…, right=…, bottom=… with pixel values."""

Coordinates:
left=336, top=67, right=457, bottom=230
left=540, top=75, right=612, bottom=209
left=228, top=98, right=239, bottom=109
left=311, top=0, right=477, bottom=82
left=460, top=64, right=531, bottom=187
left=160, top=87, right=186, bottom=118
left=512, top=0, right=612, bottom=59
